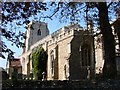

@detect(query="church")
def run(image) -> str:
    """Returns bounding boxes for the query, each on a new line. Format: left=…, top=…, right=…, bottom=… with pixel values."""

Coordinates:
left=17, top=19, right=120, bottom=80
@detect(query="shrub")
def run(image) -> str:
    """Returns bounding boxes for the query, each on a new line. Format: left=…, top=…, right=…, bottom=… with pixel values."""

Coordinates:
left=32, top=47, right=48, bottom=80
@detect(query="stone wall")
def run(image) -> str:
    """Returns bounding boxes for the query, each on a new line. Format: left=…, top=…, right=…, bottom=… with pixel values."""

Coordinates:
left=94, top=35, right=104, bottom=74
left=25, top=21, right=49, bottom=52
left=70, top=30, right=95, bottom=80
left=47, top=28, right=74, bottom=80
left=20, top=23, right=100, bottom=80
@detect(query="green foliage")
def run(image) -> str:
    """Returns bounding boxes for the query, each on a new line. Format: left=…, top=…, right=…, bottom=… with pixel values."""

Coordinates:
left=1, top=2, right=47, bottom=58
left=32, top=47, right=48, bottom=80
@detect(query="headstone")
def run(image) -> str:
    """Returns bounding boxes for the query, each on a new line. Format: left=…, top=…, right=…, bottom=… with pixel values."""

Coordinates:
left=87, top=66, right=91, bottom=79
left=42, top=72, right=45, bottom=81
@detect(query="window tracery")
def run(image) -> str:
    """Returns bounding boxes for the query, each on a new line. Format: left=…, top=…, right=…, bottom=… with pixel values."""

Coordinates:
left=81, top=44, right=91, bottom=66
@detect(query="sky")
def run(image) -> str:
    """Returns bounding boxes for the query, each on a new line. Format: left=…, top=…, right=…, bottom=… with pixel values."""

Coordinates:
left=0, top=2, right=88, bottom=69
left=0, top=17, right=77, bottom=69
left=0, top=1, right=117, bottom=69
left=0, top=13, right=116, bottom=69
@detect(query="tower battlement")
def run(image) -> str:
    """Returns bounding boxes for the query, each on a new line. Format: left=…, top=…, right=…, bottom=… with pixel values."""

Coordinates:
left=24, top=21, right=49, bottom=52
left=30, top=23, right=85, bottom=51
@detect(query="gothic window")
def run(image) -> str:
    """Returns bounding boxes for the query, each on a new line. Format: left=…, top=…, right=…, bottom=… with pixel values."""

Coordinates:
left=50, top=50, right=54, bottom=79
left=37, top=29, right=41, bottom=35
left=81, top=44, right=91, bottom=66
left=64, top=60, right=69, bottom=80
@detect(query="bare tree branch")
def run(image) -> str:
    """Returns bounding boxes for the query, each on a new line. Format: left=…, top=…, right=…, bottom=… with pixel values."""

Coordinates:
left=107, top=2, right=113, bottom=8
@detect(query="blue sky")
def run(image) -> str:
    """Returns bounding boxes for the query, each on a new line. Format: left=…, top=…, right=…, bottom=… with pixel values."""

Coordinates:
left=0, top=13, right=116, bottom=69
left=0, top=2, right=117, bottom=69
left=0, top=17, right=76, bottom=69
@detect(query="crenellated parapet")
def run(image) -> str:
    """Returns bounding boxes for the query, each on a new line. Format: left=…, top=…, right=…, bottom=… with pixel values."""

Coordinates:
left=20, top=22, right=94, bottom=79
left=30, top=23, right=85, bottom=51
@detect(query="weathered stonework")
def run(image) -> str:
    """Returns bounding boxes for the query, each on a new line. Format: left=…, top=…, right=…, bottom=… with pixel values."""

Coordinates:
left=19, top=20, right=120, bottom=80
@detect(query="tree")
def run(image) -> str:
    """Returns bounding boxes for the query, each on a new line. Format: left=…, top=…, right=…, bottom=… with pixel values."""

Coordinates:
left=46, top=1, right=119, bottom=79
left=1, top=2, right=47, bottom=58
left=97, top=2, right=116, bottom=78
left=31, top=47, right=48, bottom=80
left=1, top=1, right=120, bottom=79
left=111, top=9, right=120, bottom=51
left=114, top=19, right=120, bottom=50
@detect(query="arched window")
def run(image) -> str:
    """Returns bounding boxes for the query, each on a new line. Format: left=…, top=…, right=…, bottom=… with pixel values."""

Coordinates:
left=81, top=43, right=91, bottom=66
left=37, top=29, right=41, bottom=35
left=64, top=60, right=69, bottom=80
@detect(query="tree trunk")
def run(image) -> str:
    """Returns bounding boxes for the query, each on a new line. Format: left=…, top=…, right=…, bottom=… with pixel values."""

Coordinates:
left=98, top=2, right=117, bottom=79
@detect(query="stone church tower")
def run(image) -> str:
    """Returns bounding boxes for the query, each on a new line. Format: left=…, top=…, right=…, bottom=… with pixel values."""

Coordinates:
left=20, top=21, right=105, bottom=80
left=23, top=21, right=49, bottom=52
left=20, top=21, right=49, bottom=76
